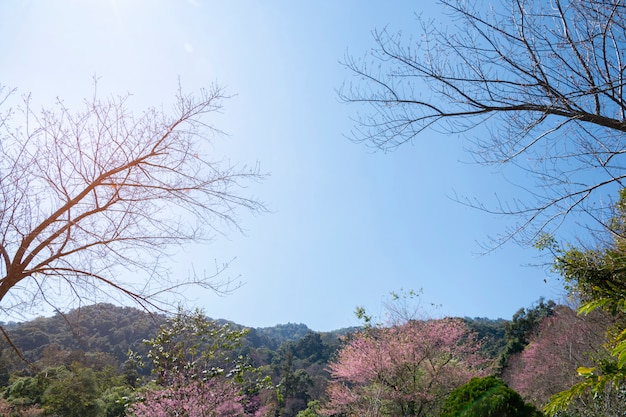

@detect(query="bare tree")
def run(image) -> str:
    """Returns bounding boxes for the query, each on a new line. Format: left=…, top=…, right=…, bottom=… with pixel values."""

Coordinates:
left=0, top=81, right=264, bottom=325
left=341, top=0, right=626, bottom=246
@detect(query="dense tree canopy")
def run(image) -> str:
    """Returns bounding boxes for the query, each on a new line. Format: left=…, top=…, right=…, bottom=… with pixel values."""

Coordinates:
left=441, top=376, right=542, bottom=417
left=0, top=303, right=347, bottom=416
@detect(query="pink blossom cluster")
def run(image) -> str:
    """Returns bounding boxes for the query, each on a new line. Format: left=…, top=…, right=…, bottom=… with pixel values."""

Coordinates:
left=129, top=376, right=272, bottom=417
left=504, top=305, right=611, bottom=408
left=324, top=318, right=488, bottom=417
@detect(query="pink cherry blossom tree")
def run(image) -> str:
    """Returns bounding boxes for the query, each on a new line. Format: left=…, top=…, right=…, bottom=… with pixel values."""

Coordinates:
left=503, top=305, right=625, bottom=416
left=323, top=318, right=489, bottom=417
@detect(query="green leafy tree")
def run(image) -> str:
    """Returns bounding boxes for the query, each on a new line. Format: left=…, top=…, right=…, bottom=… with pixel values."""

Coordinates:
left=498, top=299, right=555, bottom=373
left=277, top=354, right=313, bottom=417
left=271, top=335, right=329, bottom=417
left=0, top=350, right=11, bottom=388
left=538, top=189, right=626, bottom=414
left=100, top=385, right=135, bottom=417
left=41, top=363, right=103, bottom=417
left=441, top=376, right=542, bottom=417
left=4, top=367, right=60, bottom=409
left=3, top=303, right=164, bottom=375
left=0, top=395, right=43, bottom=416
left=142, top=309, right=252, bottom=386
left=123, top=353, right=142, bottom=388
left=130, top=309, right=273, bottom=417
left=4, top=364, right=107, bottom=416
left=463, top=317, right=507, bottom=360
left=293, top=332, right=329, bottom=363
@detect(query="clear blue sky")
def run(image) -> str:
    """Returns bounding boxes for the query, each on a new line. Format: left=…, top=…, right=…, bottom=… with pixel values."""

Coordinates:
left=0, top=1, right=562, bottom=331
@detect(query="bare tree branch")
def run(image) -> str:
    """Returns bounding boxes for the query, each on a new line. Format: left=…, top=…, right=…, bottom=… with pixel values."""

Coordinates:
left=0, top=81, right=264, bottom=326
left=341, top=0, right=626, bottom=246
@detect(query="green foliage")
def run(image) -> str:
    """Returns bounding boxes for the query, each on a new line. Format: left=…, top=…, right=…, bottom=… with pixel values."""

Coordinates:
left=142, top=308, right=252, bottom=385
left=540, top=189, right=626, bottom=413
left=41, top=363, right=103, bottom=417
left=498, top=299, right=556, bottom=373
left=276, top=352, right=314, bottom=416
left=0, top=304, right=360, bottom=417
left=4, top=364, right=107, bottom=417
left=253, top=323, right=313, bottom=350
left=441, top=376, right=543, bottom=417
left=296, top=400, right=321, bottom=417
left=3, top=303, right=164, bottom=371
left=464, top=317, right=508, bottom=360
left=4, top=369, right=55, bottom=407
left=276, top=332, right=334, bottom=366
left=100, top=385, right=135, bottom=417
left=266, top=329, right=342, bottom=417
left=0, top=351, right=9, bottom=388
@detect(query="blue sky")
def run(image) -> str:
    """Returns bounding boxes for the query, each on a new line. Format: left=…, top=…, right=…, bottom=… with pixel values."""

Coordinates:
left=0, top=1, right=563, bottom=331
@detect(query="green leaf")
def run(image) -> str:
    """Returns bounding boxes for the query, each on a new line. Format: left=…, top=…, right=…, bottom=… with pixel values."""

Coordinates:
left=578, top=298, right=610, bottom=316
left=576, top=366, right=595, bottom=376
left=545, top=380, right=591, bottom=416
left=611, top=341, right=626, bottom=369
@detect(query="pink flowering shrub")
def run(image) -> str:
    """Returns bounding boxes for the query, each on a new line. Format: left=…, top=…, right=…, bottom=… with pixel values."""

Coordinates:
left=323, top=318, right=489, bottom=417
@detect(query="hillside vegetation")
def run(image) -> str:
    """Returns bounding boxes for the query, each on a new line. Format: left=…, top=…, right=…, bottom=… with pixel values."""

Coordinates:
left=0, top=303, right=512, bottom=416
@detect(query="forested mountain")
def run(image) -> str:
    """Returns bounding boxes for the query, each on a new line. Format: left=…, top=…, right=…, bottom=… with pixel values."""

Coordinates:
left=463, top=316, right=508, bottom=358
left=0, top=303, right=516, bottom=417
left=1, top=304, right=505, bottom=373
left=10, top=301, right=610, bottom=416
left=0, top=304, right=353, bottom=378
left=2, top=304, right=165, bottom=366
left=245, top=323, right=318, bottom=351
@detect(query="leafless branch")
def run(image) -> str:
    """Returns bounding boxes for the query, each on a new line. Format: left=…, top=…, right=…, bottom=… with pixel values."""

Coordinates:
left=341, top=0, right=626, bottom=246
left=0, top=80, right=265, bottom=356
